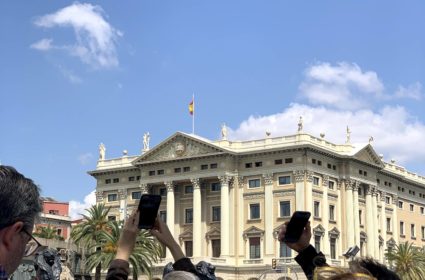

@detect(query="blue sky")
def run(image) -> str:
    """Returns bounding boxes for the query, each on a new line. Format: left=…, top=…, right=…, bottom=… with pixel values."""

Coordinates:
left=1, top=1, right=424, bottom=218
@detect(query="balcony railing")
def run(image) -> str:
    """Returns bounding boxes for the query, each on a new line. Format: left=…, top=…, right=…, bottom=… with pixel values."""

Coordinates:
left=243, top=259, right=263, bottom=264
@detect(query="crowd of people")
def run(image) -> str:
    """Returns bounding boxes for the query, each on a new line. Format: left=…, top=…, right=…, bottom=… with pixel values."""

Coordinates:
left=0, top=165, right=402, bottom=280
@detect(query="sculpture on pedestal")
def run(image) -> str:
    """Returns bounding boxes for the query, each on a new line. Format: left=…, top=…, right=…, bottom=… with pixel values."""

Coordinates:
left=34, top=248, right=62, bottom=280
left=99, top=143, right=106, bottom=160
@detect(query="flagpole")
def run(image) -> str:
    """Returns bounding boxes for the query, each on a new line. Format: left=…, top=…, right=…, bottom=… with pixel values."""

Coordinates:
left=192, top=93, right=195, bottom=134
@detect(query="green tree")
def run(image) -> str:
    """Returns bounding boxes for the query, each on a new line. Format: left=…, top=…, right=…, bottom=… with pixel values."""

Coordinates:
left=34, top=225, right=64, bottom=240
left=85, top=221, right=162, bottom=279
left=71, top=203, right=113, bottom=280
left=385, top=241, right=425, bottom=280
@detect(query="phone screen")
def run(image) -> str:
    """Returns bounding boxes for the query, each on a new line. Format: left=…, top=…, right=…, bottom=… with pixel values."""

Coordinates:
left=138, top=194, right=162, bottom=229
left=283, top=211, right=311, bottom=243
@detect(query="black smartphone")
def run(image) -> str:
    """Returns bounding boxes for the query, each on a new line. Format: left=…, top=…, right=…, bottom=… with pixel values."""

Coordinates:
left=283, top=211, right=311, bottom=243
left=137, top=194, right=162, bottom=229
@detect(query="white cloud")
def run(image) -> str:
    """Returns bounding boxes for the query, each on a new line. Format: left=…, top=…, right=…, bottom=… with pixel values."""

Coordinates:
left=69, top=190, right=96, bottom=220
left=58, top=65, right=82, bottom=84
left=394, top=82, right=423, bottom=100
left=229, top=103, right=425, bottom=169
left=30, top=38, right=54, bottom=51
left=78, top=152, right=93, bottom=165
left=32, top=2, right=121, bottom=68
left=300, top=62, right=384, bottom=110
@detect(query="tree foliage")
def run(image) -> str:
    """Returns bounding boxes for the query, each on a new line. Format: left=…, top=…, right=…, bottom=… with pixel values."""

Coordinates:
left=385, top=241, right=425, bottom=280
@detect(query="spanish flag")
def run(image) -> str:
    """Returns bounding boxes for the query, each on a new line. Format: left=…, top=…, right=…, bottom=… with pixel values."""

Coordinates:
left=189, top=99, right=194, bottom=116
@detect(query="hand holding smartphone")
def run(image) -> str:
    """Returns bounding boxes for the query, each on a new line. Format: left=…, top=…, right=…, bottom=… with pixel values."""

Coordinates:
left=283, top=211, right=311, bottom=243
left=137, top=194, right=161, bottom=229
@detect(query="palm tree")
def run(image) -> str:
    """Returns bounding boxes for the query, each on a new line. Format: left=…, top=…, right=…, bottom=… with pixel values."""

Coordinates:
left=71, top=203, right=113, bottom=280
left=385, top=241, right=425, bottom=280
left=34, top=225, right=64, bottom=240
left=85, top=221, right=162, bottom=279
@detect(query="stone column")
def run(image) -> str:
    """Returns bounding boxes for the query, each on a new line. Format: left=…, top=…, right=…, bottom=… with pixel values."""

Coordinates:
left=219, top=175, right=230, bottom=257
left=118, top=189, right=127, bottom=221
left=305, top=171, right=313, bottom=212
left=380, top=191, right=387, bottom=263
left=191, top=178, right=202, bottom=258
left=345, top=180, right=355, bottom=248
left=391, top=195, right=399, bottom=244
left=237, top=176, right=245, bottom=260
left=293, top=171, right=305, bottom=210
left=336, top=180, right=343, bottom=261
left=165, top=181, right=175, bottom=259
left=353, top=181, right=360, bottom=246
left=140, top=182, right=149, bottom=194
left=263, top=173, right=274, bottom=256
left=322, top=176, right=330, bottom=257
left=372, top=189, right=379, bottom=258
left=365, top=186, right=375, bottom=256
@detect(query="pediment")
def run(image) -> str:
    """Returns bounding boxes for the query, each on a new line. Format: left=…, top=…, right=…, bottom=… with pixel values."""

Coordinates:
left=179, top=229, right=193, bottom=241
left=133, top=132, right=231, bottom=165
left=352, top=144, right=384, bottom=167
left=205, top=227, right=221, bottom=239
left=313, top=224, right=325, bottom=235
left=329, top=227, right=340, bottom=238
left=243, top=226, right=264, bottom=239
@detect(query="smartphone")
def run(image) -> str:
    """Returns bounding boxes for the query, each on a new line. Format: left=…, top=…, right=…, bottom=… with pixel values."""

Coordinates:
left=283, top=211, right=311, bottom=243
left=137, top=194, right=162, bottom=229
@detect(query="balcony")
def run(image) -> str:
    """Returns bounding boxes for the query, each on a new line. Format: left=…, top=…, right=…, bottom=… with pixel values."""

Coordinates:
left=243, top=259, right=263, bottom=264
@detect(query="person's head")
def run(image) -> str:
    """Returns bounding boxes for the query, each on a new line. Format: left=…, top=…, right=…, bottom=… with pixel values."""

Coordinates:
left=163, top=271, right=200, bottom=280
left=352, top=258, right=400, bottom=280
left=0, top=165, right=42, bottom=274
left=314, top=266, right=375, bottom=280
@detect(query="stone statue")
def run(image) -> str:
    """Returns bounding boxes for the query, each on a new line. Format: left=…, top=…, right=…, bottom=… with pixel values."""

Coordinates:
left=143, top=132, right=150, bottom=151
left=346, top=126, right=351, bottom=143
left=99, top=143, right=106, bottom=160
left=298, top=116, right=303, bottom=132
left=369, top=136, right=374, bottom=143
left=221, top=123, right=228, bottom=140
left=34, top=248, right=62, bottom=280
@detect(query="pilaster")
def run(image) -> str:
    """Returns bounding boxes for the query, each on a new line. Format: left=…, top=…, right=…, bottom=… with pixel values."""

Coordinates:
left=190, top=178, right=202, bottom=258
left=262, top=173, right=274, bottom=256
left=293, top=170, right=305, bottom=210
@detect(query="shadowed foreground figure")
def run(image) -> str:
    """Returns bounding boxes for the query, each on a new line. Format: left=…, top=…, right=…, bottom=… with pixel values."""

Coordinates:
left=34, top=248, right=62, bottom=280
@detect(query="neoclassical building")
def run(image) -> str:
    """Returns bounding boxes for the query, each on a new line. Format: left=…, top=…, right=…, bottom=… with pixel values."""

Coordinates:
left=89, top=130, right=425, bottom=280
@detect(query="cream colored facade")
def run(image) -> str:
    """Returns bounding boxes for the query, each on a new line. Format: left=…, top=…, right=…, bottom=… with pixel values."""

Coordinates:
left=89, top=132, right=425, bottom=280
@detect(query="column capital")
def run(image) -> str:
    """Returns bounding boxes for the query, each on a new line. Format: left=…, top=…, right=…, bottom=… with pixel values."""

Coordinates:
left=219, top=175, right=232, bottom=185
left=365, top=185, right=374, bottom=195
left=352, top=180, right=360, bottom=192
left=118, top=189, right=127, bottom=200
left=380, top=191, right=386, bottom=201
left=95, top=191, right=104, bottom=202
left=164, top=181, right=174, bottom=192
left=322, top=175, right=329, bottom=187
left=190, top=178, right=200, bottom=190
left=391, top=194, right=399, bottom=205
left=345, top=179, right=355, bottom=191
left=305, top=171, right=314, bottom=183
left=293, top=170, right=305, bottom=183
left=237, top=176, right=244, bottom=188
left=262, top=173, right=274, bottom=185
left=337, top=179, right=344, bottom=191
left=139, top=183, right=149, bottom=194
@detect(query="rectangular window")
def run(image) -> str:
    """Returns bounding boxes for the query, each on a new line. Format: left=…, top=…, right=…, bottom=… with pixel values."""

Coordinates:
left=398, top=201, right=403, bottom=209
left=249, top=237, right=261, bottom=259
left=157, top=169, right=164, bottom=175
left=113, top=178, right=119, bottom=183
left=330, top=238, right=336, bottom=259
left=131, top=191, right=141, bottom=200
left=400, top=221, right=405, bottom=235
left=250, top=204, right=260, bottom=219
left=421, top=226, right=425, bottom=239
left=275, top=159, right=283, bottom=165
left=312, top=159, right=316, bottom=164
left=328, top=181, right=335, bottom=190
left=327, top=163, right=332, bottom=169
left=201, top=164, right=208, bottom=170
left=248, top=179, right=261, bottom=188
left=211, top=182, right=221, bottom=192
left=210, top=163, right=218, bottom=169
left=279, top=201, right=291, bottom=217
left=411, top=224, right=415, bottom=237
left=280, top=242, right=292, bottom=258
left=108, top=216, right=116, bottom=221
left=255, top=161, right=262, bottom=167
left=313, top=177, right=320, bottom=186
left=314, top=235, right=321, bottom=253
left=318, top=160, right=322, bottom=166
left=420, top=207, right=424, bottom=215
left=174, top=167, right=181, bottom=173
left=410, top=204, right=414, bottom=212
left=278, top=176, right=291, bottom=185
left=212, top=239, right=221, bottom=258
left=159, top=210, right=167, bottom=222
left=329, top=205, right=335, bottom=221
left=245, top=163, right=252, bottom=168
left=212, top=206, right=221, bottom=222
left=185, top=241, right=193, bottom=257
left=128, top=176, right=135, bottom=182
left=359, top=210, right=362, bottom=225
left=183, top=166, right=190, bottom=172
left=49, top=210, right=59, bottom=215
left=185, top=185, right=193, bottom=194
left=314, top=201, right=320, bottom=218
left=136, top=176, right=141, bottom=181
left=149, top=170, right=155, bottom=176
left=386, top=218, right=391, bottom=232
left=285, top=158, right=293, bottom=164
left=185, top=209, right=193, bottom=224
left=386, top=197, right=390, bottom=204
left=159, top=188, right=166, bottom=196
left=107, top=194, right=118, bottom=202
left=105, top=179, right=111, bottom=184
left=332, top=165, right=337, bottom=170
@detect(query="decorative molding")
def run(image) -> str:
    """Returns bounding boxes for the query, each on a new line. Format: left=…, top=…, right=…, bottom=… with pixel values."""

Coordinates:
left=337, top=179, right=344, bottom=191
left=243, top=226, right=265, bottom=239
left=205, top=227, right=221, bottom=240
left=293, top=170, right=305, bottom=183
left=243, top=193, right=265, bottom=200
left=360, top=231, right=367, bottom=242
left=306, top=171, right=314, bottom=183
left=238, top=176, right=244, bottom=188
left=322, top=175, right=329, bottom=187
left=139, top=183, right=149, bottom=194
left=313, top=224, right=326, bottom=237
left=380, top=191, right=387, bottom=202
left=345, top=179, right=355, bottom=191
left=365, top=185, right=373, bottom=196
left=95, top=191, right=104, bottom=202
left=118, top=189, right=127, bottom=200
left=190, top=178, right=200, bottom=190
left=219, top=175, right=231, bottom=186
left=328, top=227, right=340, bottom=239
left=352, top=180, right=360, bottom=192
left=262, top=173, right=274, bottom=185
left=273, top=190, right=296, bottom=197
left=164, top=181, right=174, bottom=192
left=391, top=194, right=398, bottom=205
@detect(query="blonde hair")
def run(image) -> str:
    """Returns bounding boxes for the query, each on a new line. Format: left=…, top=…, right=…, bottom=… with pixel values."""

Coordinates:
left=314, top=266, right=377, bottom=280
